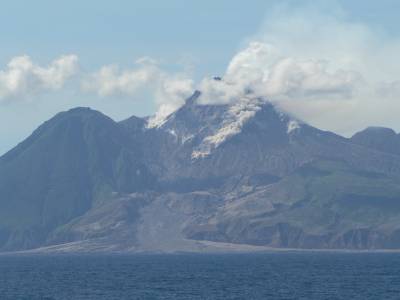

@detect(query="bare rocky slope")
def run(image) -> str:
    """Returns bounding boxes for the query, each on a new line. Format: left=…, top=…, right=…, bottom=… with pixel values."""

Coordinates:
left=2, top=91, right=400, bottom=253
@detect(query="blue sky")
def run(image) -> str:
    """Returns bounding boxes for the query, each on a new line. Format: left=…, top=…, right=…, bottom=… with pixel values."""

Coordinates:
left=1, top=0, right=400, bottom=154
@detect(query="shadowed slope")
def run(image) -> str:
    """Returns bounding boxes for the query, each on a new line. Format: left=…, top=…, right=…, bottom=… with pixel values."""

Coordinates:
left=0, top=107, right=152, bottom=250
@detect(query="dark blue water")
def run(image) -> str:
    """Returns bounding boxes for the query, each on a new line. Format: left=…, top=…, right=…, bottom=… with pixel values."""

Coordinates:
left=0, top=252, right=400, bottom=299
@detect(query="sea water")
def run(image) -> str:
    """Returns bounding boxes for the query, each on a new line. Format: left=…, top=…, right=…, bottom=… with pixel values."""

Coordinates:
left=0, top=252, right=399, bottom=299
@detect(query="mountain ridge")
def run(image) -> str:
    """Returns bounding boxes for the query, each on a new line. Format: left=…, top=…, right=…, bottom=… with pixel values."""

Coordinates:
left=2, top=92, right=400, bottom=252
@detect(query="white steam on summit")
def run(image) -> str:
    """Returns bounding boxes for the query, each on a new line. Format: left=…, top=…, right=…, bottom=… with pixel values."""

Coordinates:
left=148, top=83, right=304, bottom=160
left=192, top=96, right=264, bottom=159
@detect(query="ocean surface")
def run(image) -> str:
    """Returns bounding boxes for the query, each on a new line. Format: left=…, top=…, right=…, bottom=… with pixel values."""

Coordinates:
left=0, top=252, right=400, bottom=299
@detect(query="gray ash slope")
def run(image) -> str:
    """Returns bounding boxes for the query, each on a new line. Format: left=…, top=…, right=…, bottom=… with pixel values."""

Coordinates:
left=2, top=92, right=400, bottom=252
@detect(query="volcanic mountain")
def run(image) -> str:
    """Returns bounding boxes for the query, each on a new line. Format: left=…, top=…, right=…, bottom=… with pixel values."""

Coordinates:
left=2, top=91, right=400, bottom=252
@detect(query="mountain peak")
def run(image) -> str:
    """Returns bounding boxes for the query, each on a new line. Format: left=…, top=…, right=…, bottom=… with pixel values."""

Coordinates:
left=62, top=107, right=103, bottom=117
left=157, top=94, right=303, bottom=159
left=351, top=126, right=400, bottom=155
left=358, top=126, right=396, bottom=135
left=119, top=115, right=146, bottom=133
left=45, top=107, right=113, bottom=126
left=67, top=106, right=93, bottom=112
left=185, top=90, right=202, bottom=106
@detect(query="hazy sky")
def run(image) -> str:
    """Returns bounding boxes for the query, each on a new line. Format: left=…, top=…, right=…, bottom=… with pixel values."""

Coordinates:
left=1, top=0, right=400, bottom=155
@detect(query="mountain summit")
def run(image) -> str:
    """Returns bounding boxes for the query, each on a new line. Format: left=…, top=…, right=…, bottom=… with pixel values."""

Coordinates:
left=1, top=93, right=400, bottom=252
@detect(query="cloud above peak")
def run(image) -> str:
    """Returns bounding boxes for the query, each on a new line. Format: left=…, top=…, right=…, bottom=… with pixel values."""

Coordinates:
left=82, top=58, right=194, bottom=127
left=198, top=41, right=363, bottom=107
left=3, top=3, right=400, bottom=137
left=82, top=61, right=159, bottom=97
left=196, top=5, right=400, bottom=135
left=0, top=55, right=78, bottom=103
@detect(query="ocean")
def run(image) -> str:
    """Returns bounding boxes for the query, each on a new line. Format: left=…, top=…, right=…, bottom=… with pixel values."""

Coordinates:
left=0, top=252, right=399, bottom=299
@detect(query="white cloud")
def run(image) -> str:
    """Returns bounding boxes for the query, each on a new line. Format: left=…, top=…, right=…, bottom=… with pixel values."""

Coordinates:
left=197, top=77, right=245, bottom=105
left=196, top=5, right=400, bottom=135
left=199, top=42, right=363, bottom=106
left=0, top=55, right=78, bottom=102
left=83, top=58, right=194, bottom=127
left=67, top=4, right=400, bottom=136
left=5, top=3, right=398, bottom=137
left=82, top=63, right=159, bottom=97
left=148, top=76, right=194, bottom=127
left=260, top=56, right=362, bottom=99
